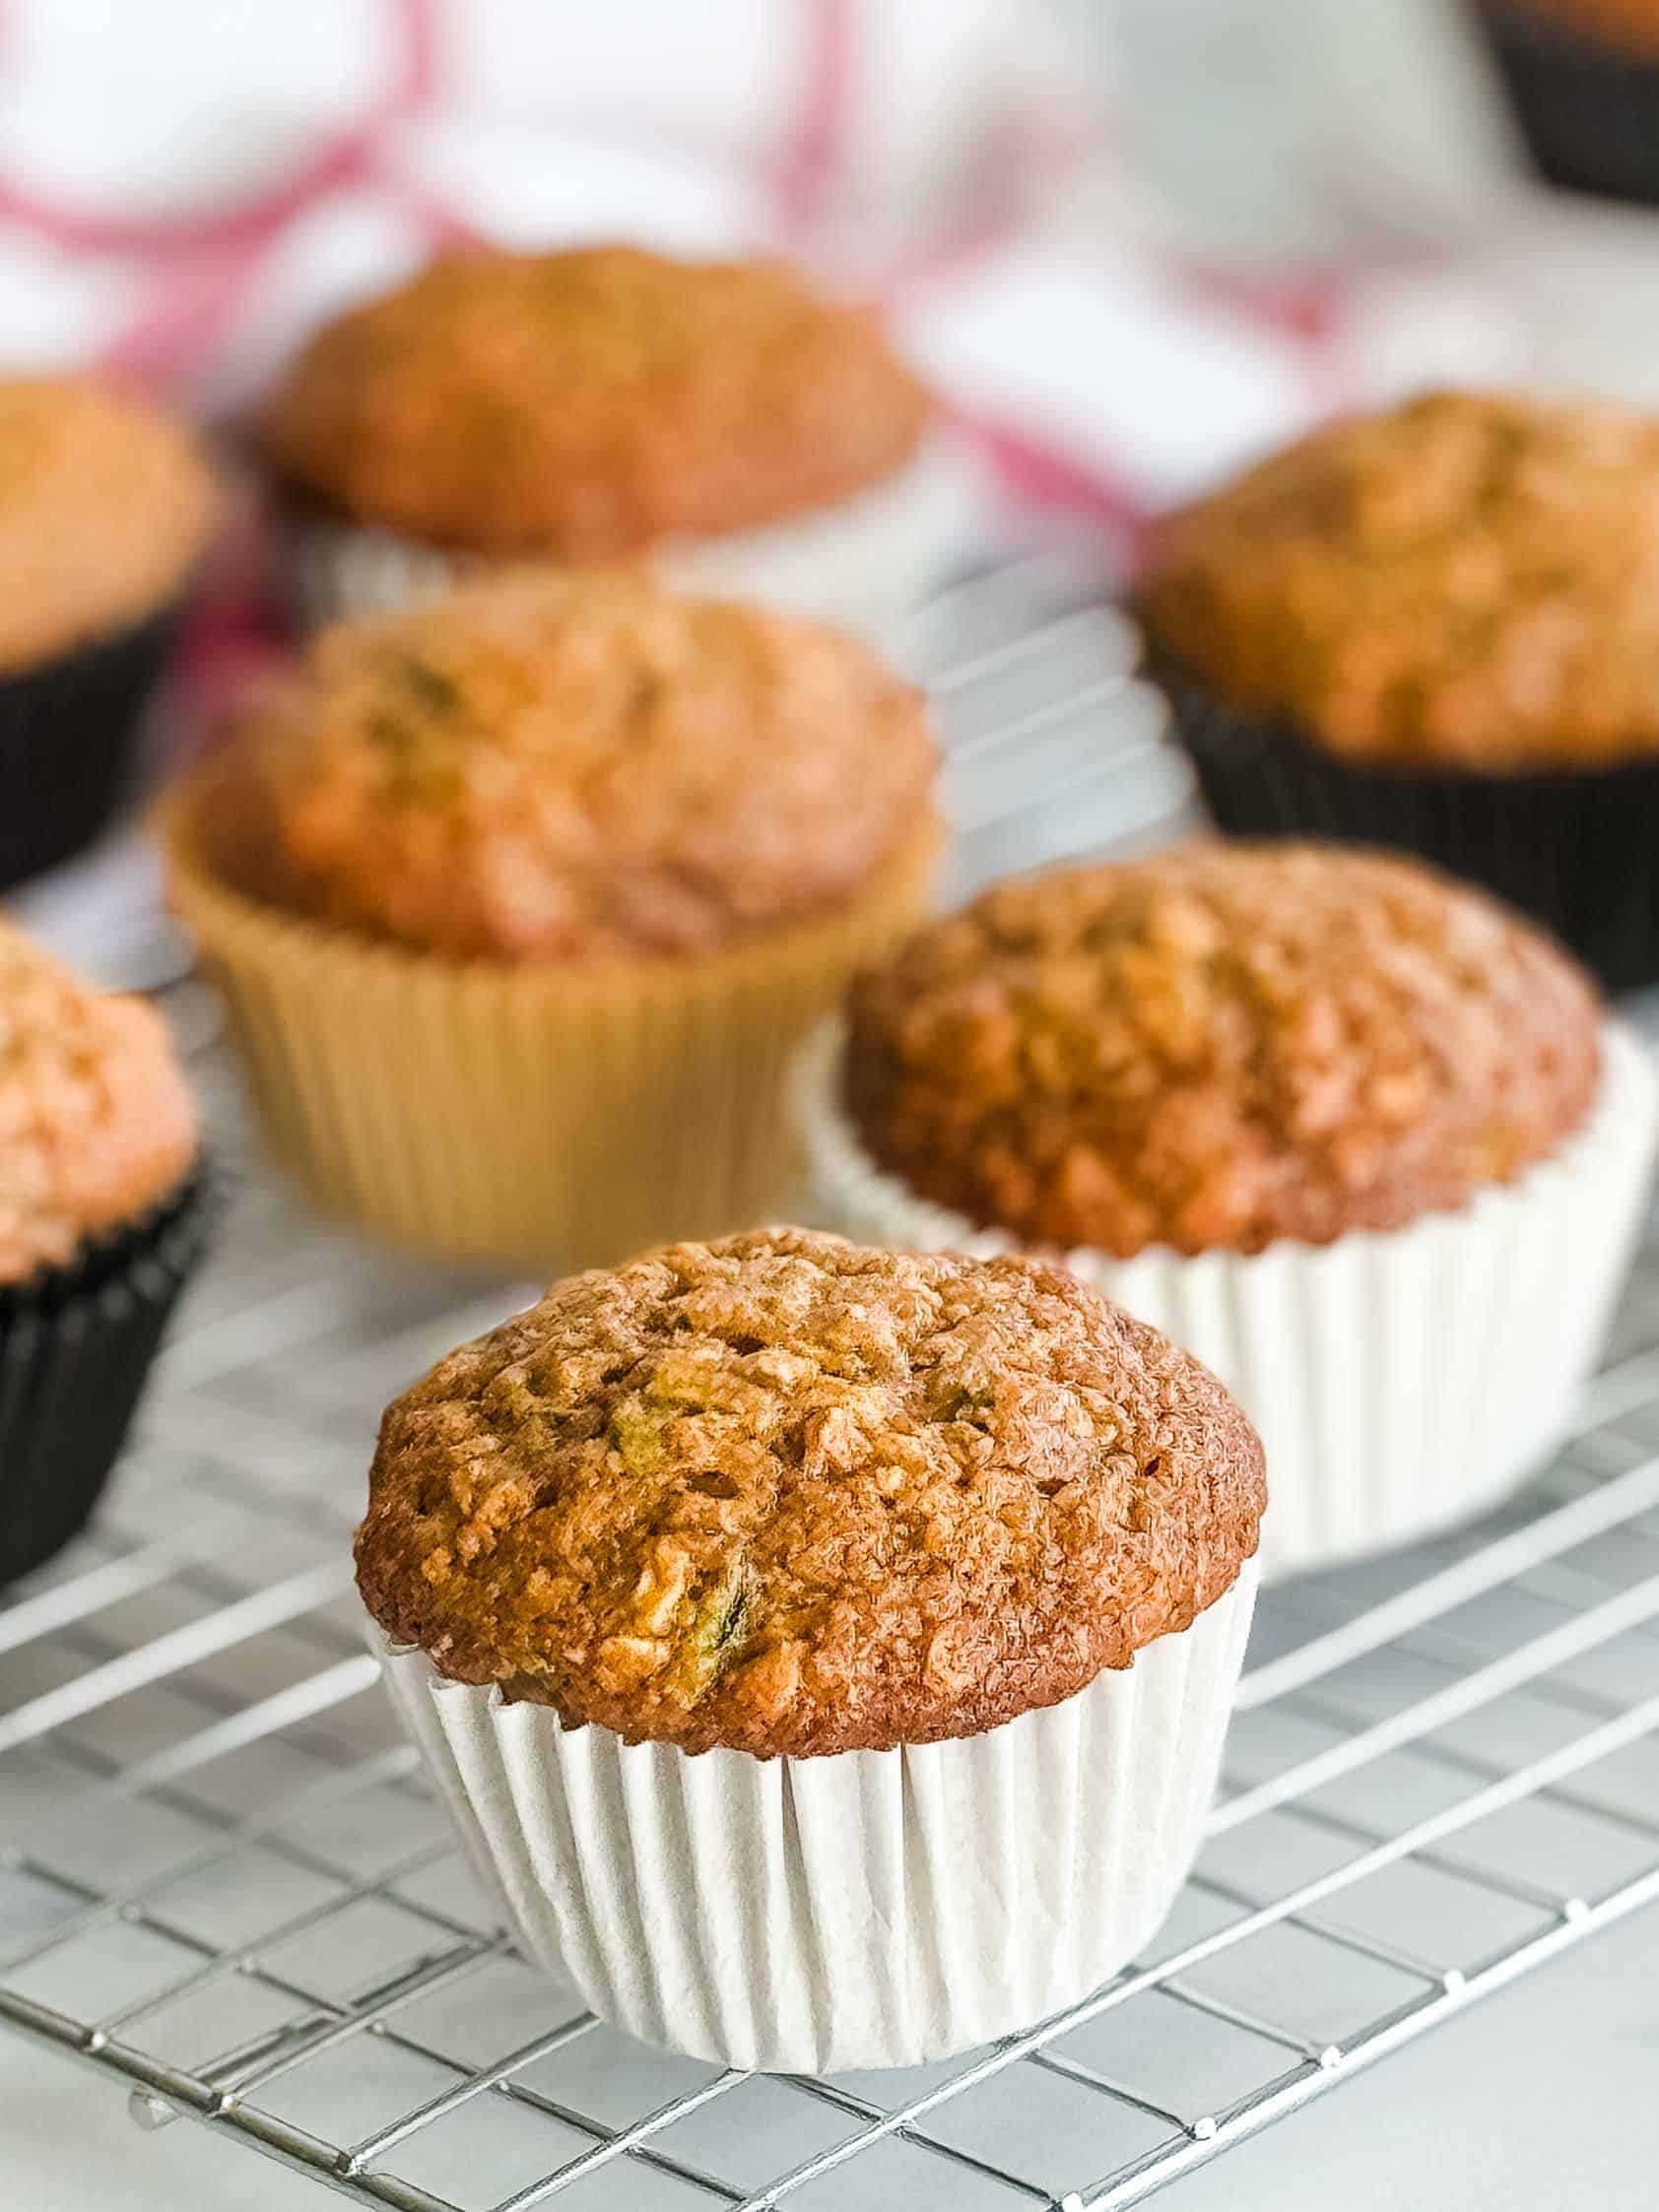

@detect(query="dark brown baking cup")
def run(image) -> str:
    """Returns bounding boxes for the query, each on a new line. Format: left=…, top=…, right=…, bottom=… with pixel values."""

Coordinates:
left=1475, top=3, right=1659, bottom=206
left=1155, top=651, right=1659, bottom=992
left=0, top=1169, right=210, bottom=1585
left=0, top=602, right=183, bottom=892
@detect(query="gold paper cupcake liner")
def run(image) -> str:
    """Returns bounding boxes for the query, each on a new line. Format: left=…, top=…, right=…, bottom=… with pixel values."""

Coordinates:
left=164, top=798, right=940, bottom=1274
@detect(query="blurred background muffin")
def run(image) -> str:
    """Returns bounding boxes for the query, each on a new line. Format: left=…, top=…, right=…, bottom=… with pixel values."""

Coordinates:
left=165, top=567, right=940, bottom=1271
left=0, top=376, right=218, bottom=891
left=262, top=244, right=966, bottom=641
left=801, top=840, right=1659, bottom=1574
left=1476, top=0, right=1659, bottom=207
left=0, top=919, right=208, bottom=1581
left=1143, top=388, right=1659, bottom=987
left=361, top=1225, right=1264, bottom=2068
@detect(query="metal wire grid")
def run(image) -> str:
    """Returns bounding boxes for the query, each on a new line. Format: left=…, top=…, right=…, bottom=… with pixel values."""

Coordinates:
left=4, top=561, right=1659, bottom=2211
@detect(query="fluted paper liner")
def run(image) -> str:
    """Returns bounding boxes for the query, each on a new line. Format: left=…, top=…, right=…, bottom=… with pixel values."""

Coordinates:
left=163, top=799, right=940, bottom=1273
left=1155, top=649, right=1659, bottom=992
left=797, top=1019, right=1659, bottom=1582
left=1, top=1171, right=210, bottom=1583
left=1477, top=3, right=1659, bottom=209
left=0, top=602, right=181, bottom=892
left=280, top=432, right=978, bottom=641
left=372, top=1560, right=1257, bottom=2073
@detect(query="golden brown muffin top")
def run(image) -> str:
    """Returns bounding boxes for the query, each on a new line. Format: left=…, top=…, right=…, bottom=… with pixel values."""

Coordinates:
left=0, top=376, right=217, bottom=673
left=262, top=245, right=931, bottom=557
left=843, top=842, right=1602, bottom=1259
left=0, top=920, right=199, bottom=1285
left=355, top=1227, right=1264, bottom=1757
left=195, top=569, right=939, bottom=962
left=1142, top=389, right=1659, bottom=769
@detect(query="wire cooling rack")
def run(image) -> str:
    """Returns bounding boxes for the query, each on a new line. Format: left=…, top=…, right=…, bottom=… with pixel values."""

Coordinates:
left=5, top=554, right=1659, bottom=2211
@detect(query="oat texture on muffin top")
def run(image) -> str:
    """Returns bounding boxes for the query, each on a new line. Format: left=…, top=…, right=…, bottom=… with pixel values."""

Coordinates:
left=1142, top=389, right=1659, bottom=768
left=355, top=1227, right=1264, bottom=1756
left=195, top=568, right=938, bottom=962
left=263, top=245, right=930, bottom=557
left=0, top=921, right=199, bottom=1284
left=842, top=842, right=1602, bottom=1258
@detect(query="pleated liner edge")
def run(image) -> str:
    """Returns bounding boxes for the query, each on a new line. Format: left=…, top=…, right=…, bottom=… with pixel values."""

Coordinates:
left=0, top=1170, right=211, bottom=1584
left=1474, top=1, right=1659, bottom=209
left=1155, top=648, right=1659, bottom=992
left=795, top=1018, right=1659, bottom=1582
left=372, top=1561, right=1258, bottom=2074
left=0, top=602, right=182, bottom=894
left=163, top=796, right=942, bottom=1277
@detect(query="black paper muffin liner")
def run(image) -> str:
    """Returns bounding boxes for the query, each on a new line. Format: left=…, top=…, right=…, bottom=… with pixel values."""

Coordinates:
left=1475, top=3, right=1659, bottom=207
left=0, top=602, right=183, bottom=893
left=0, top=1169, right=210, bottom=1585
left=1156, top=652, right=1659, bottom=991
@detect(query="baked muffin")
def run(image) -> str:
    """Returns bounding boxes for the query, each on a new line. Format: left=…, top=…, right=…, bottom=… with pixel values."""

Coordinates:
left=165, top=569, right=941, bottom=1269
left=1477, top=1, right=1659, bottom=206
left=361, top=1226, right=1265, bottom=2067
left=0, top=920, right=208, bottom=1580
left=801, top=842, right=1658, bottom=1574
left=262, top=244, right=962, bottom=638
left=0, top=376, right=218, bottom=888
left=1141, top=389, right=1659, bottom=984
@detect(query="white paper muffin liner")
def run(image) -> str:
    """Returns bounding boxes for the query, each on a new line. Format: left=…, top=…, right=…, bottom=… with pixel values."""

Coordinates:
left=372, top=1560, right=1258, bottom=2074
left=796, top=1018, right=1659, bottom=1582
left=279, top=430, right=979, bottom=644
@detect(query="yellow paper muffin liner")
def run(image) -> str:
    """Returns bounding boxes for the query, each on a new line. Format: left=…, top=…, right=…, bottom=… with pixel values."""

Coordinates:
left=164, top=799, right=941, bottom=1274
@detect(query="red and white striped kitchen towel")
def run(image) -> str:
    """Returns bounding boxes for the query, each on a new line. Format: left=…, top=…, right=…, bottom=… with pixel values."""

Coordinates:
left=0, top=0, right=1576, bottom=717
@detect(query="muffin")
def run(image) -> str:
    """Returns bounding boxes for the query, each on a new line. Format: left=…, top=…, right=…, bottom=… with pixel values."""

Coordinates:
left=0, top=920, right=208, bottom=1581
left=358, top=1225, right=1265, bottom=2069
left=164, top=569, right=941, bottom=1270
left=1476, top=1, right=1659, bottom=206
left=0, top=376, right=218, bottom=889
left=1142, top=388, right=1659, bottom=986
left=799, top=843, right=1659, bottom=1577
left=262, top=244, right=964, bottom=638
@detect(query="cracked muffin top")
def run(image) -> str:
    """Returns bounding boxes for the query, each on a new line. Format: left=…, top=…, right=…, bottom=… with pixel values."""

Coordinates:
left=841, top=842, right=1602, bottom=1258
left=355, top=1226, right=1265, bottom=1756
left=262, top=245, right=931, bottom=557
left=190, top=568, right=938, bottom=962
left=0, top=376, right=217, bottom=673
left=0, top=921, right=199, bottom=1285
left=1141, top=389, right=1659, bottom=769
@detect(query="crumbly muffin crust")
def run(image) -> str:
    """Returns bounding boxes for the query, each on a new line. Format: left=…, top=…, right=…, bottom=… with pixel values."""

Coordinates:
left=1142, top=389, right=1659, bottom=769
left=0, top=921, right=199, bottom=1284
left=195, top=569, right=938, bottom=962
left=843, top=843, right=1603, bottom=1259
left=263, top=246, right=930, bottom=558
left=355, top=1227, right=1264, bottom=1757
left=0, top=377, right=217, bottom=673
